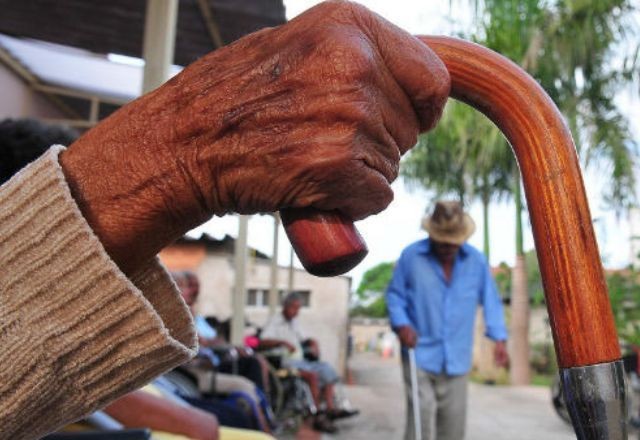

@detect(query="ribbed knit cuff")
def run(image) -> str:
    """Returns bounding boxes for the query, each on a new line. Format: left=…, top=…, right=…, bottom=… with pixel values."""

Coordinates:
left=0, top=146, right=197, bottom=440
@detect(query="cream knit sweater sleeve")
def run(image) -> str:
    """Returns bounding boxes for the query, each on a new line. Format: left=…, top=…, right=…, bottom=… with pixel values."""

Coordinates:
left=0, top=146, right=198, bottom=440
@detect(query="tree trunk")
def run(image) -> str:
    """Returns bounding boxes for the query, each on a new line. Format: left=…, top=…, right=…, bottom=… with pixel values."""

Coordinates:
left=509, top=171, right=531, bottom=385
left=482, top=179, right=490, bottom=260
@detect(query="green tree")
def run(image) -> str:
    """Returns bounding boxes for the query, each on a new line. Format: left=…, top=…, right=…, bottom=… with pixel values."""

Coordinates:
left=350, top=297, right=388, bottom=318
left=351, top=262, right=395, bottom=318
left=607, top=270, right=640, bottom=347
left=356, top=262, right=395, bottom=299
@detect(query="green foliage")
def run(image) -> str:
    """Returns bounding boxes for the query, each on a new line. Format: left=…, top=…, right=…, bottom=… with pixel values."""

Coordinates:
left=350, top=296, right=388, bottom=318
left=351, top=262, right=395, bottom=318
left=525, top=250, right=545, bottom=306
left=529, top=342, right=558, bottom=375
left=493, top=262, right=512, bottom=297
left=530, top=373, right=554, bottom=387
left=402, top=100, right=513, bottom=207
left=607, top=269, right=640, bottom=346
left=403, top=0, right=639, bottom=250
left=478, top=0, right=639, bottom=212
left=356, top=262, right=395, bottom=299
left=494, top=255, right=640, bottom=345
left=494, top=250, right=545, bottom=305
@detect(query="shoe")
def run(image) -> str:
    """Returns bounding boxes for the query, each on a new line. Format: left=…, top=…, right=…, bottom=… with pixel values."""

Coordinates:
left=313, top=414, right=338, bottom=433
left=328, top=408, right=360, bottom=420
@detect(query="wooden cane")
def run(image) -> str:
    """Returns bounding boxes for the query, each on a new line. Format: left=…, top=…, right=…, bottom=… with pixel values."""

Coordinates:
left=280, top=36, right=626, bottom=438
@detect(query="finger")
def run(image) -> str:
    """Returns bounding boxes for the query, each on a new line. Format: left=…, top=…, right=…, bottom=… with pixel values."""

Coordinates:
left=282, top=89, right=402, bottom=183
left=319, top=169, right=393, bottom=221
left=353, top=132, right=400, bottom=184
left=353, top=3, right=451, bottom=131
left=372, top=64, right=420, bottom=154
left=316, top=153, right=394, bottom=220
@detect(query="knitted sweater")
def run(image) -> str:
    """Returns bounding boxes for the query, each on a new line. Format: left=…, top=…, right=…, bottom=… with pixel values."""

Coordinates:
left=0, top=146, right=198, bottom=440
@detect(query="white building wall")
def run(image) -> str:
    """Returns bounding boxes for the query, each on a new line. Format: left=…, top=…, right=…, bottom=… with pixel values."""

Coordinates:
left=193, top=254, right=351, bottom=376
left=194, top=252, right=236, bottom=318
left=0, top=63, right=63, bottom=119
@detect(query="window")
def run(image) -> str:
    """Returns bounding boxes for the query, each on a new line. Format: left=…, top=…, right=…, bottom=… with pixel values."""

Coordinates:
left=246, top=288, right=311, bottom=307
left=246, top=289, right=265, bottom=307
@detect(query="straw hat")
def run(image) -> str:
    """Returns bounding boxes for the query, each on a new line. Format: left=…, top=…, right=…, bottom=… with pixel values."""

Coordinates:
left=421, top=201, right=476, bottom=245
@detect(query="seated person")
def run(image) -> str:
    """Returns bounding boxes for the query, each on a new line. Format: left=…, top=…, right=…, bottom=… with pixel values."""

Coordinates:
left=175, top=271, right=270, bottom=395
left=173, top=271, right=273, bottom=432
left=104, top=387, right=275, bottom=440
left=259, top=293, right=358, bottom=433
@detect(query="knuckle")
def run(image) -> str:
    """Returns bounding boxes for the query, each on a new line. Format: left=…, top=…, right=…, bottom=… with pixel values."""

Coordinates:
left=324, top=37, right=376, bottom=84
left=321, top=0, right=369, bottom=23
left=343, top=47, right=377, bottom=82
left=369, top=184, right=394, bottom=215
left=399, top=130, right=419, bottom=154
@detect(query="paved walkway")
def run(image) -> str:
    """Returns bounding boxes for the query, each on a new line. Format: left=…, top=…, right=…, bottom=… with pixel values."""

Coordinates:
left=327, top=352, right=576, bottom=440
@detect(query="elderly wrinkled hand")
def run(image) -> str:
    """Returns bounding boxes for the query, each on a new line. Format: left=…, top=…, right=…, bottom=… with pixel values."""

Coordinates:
left=60, top=0, right=450, bottom=274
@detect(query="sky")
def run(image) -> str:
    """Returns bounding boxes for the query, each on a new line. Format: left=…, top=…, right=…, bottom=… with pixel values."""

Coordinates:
left=189, top=0, right=640, bottom=290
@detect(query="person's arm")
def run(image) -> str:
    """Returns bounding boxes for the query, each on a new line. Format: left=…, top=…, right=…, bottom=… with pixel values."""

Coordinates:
left=57, top=1, right=449, bottom=277
left=0, top=148, right=197, bottom=439
left=195, top=316, right=227, bottom=348
left=259, top=318, right=297, bottom=352
left=105, top=390, right=219, bottom=440
left=386, top=254, right=417, bottom=347
left=258, top=338, right=297, bottom=353
left=479, top=257, right=509, bottom=367
left=1, top=3, right=449, bottom=438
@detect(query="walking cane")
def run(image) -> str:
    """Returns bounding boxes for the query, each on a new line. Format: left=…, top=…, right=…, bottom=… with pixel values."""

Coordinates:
left=281, top=36, right=626, bottom=439
left=409, top=348, right=423, bottom=440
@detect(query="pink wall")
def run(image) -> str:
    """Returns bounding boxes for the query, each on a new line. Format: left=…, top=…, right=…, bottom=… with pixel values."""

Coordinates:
left=0, top=63, right=65, bottom=120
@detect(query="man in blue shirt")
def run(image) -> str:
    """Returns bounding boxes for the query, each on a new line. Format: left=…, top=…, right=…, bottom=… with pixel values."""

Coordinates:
left=386, top=201, right=509, bottom=440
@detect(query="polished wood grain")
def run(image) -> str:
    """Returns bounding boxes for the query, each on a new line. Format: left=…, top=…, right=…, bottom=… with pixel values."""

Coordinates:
left=280, top=207, right=368, bottom=277
left=282, top=36, right=620, bottom=368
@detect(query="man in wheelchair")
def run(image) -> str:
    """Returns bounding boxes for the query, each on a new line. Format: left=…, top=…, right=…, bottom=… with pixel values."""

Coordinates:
left=259, top=292, right=359, bottom=433
left=172, top=271, right=275, bottom=433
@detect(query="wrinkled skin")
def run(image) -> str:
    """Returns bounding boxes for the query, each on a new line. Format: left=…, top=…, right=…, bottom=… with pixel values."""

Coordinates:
left=60, top=1, right=450, bottom=274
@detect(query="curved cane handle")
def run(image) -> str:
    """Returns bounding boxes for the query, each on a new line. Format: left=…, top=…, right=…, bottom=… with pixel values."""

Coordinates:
left=282, top=36, right=620, bottom=369
left=419, top=36, right=619, bottom=369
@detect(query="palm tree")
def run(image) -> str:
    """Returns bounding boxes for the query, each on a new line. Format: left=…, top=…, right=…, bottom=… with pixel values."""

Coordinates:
left=403, top=100, right=512, bottom=259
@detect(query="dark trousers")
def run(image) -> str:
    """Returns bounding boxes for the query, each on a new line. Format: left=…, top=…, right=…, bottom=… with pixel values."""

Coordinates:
left=180, top=395, right=253, bottom=430
left=218, top=356, right=265, bottom=392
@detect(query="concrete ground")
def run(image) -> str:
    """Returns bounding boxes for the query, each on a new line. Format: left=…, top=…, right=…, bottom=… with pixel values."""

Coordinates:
left=326, top=352, right=576, bottom=440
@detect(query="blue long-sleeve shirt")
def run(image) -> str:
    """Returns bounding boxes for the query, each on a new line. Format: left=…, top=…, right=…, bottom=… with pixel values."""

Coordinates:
left=386, top=238, right=508, bottom=375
